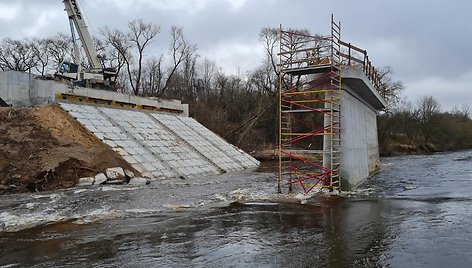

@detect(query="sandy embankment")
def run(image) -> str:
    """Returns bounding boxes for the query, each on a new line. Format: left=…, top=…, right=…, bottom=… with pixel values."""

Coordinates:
left=0, top=105, right=139, bottom=194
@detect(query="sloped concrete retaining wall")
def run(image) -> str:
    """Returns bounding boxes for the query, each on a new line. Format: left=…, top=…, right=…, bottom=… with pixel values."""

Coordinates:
left=59, top=102, right=259, bottom=179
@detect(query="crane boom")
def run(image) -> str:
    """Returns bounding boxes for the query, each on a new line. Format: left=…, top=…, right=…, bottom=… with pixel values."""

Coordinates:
left=57, top=0, right=118, bottom=89
left=62, top=0, right=101, bottom=70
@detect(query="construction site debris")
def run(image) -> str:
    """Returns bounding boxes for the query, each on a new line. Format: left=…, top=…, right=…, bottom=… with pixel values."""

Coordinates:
left=93, top=173, right=108, bottom=185
left=106, top=167, right=125, bottom=180
left=78, top=177, right=94, bottom=186
left=128, top=177, right=149, bottom=186
left=124, top=169, right=135, bottom=180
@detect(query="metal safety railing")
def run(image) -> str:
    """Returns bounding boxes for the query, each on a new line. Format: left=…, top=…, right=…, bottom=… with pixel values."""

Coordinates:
left=278, top=36, right=382, bottom=94
left=338, top=40, right=382, bottom=92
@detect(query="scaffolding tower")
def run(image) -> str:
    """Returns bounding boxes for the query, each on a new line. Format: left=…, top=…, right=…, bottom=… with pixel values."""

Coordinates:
left=278, top=16, right=342, bottom=195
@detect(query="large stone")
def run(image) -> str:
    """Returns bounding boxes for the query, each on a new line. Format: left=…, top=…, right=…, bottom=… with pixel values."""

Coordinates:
left=78, top=177, right=94, bottom=186
left=124, top=169, right=135, bottom=179
left=128, top=177, right=149, bottom=186
left=94, top=173, right=107, bottom=185
left=106, top=167, right=125, bottom=180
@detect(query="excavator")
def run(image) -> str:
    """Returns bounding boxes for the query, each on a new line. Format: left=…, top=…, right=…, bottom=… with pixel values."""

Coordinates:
left=56, top=0, right=117, bottom=89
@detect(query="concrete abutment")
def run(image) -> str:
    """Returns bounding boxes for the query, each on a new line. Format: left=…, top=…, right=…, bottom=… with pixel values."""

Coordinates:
left=0, top=70, right=259, bottom=181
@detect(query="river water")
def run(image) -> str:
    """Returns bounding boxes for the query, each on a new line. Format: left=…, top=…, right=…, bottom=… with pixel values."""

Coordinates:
left=1, top=150, right=472, bottom=267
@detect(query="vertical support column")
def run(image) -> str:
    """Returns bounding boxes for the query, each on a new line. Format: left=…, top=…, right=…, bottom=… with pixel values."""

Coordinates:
left=322, top=91, right=331, bottom=183
left=277, top=24, right=283, bottom=194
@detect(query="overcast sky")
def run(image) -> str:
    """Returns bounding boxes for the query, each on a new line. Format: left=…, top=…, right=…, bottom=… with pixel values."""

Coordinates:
left=0, top=0, right=470, bottom=110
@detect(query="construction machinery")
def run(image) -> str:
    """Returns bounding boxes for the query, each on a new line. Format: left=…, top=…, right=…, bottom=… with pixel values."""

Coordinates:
left=56, top=0, right=117, bottom=88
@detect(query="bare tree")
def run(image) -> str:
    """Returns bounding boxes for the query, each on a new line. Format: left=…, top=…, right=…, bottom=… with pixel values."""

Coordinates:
left=102, top=19, right=159, bottom=95
left=417, top=95, right=441, bottom=142
left=259, top=28, right=280, bottom=79
left=141, top=55, right=164, bottom=96
left=250, top=58, right=277, bottom=95
left=127, top=19, right=160, bottom=95
left=158, top=26, right=197, bottom=96
left=46, top=33, right=74, bottom=69
left=0, top=38, right=37, bottom=72
left=199, top=58, right=218, bottom=98
left=31, top=38, right=51, bottom=76
left=452, top=103, right=471, bottom=119
left=377, top=66, right=404, bottom=111
left=94, top=36, right=126, bottom=83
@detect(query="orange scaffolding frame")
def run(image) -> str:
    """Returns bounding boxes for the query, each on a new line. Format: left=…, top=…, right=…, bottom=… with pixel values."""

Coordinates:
left=278, top=15, right=342, bottom=194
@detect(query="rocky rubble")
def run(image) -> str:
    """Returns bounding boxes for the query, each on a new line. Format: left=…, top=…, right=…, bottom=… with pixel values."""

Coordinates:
left=78, top=167, right=150, bottom=187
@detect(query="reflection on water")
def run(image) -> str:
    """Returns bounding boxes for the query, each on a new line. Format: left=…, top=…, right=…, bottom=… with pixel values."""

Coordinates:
left=1, top=150, right=472, bottom=267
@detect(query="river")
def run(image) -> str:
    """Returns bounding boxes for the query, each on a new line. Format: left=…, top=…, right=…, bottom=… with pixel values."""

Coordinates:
left=1, top=150, right=472, bottom=267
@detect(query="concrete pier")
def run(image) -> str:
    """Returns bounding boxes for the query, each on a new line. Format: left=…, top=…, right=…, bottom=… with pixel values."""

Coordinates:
left=340, top=67, right=386, bottom=189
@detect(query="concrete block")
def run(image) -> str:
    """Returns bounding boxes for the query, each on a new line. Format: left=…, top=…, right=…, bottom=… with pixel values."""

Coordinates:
left=124, top=169, right=135, bottom=179
left=79, top=119, right=92, bottom=126
left=141, top=171, right=154, bottom=178
left=134, top=147, right=146, bottom=155
left=180, top=167, right=191, bottom=176
left=128, top=177, right=148, bottom=186
left=106, top=167, right=125, bottom=180
left=152, top=162, right=165, bottom=170
left=132, top=163, right=145, bottom=173
left=94, top=173, right=108, bottom=185
left=151, top=171, right=164, bottom=178
left=163, top=170, right=176, bottom=178
left=94, top=132, right=104, bottom=140
left=142, top=162, right=156, bottom=172
left=103, top=140, right=116, bottom=148
left=78, top=177, right=94, bottom=186
left=131, top=154, right=145, bottom=163
left=150, top=147, right=161, bottom=155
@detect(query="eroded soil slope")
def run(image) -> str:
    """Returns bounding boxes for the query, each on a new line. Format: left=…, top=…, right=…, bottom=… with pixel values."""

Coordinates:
left=0, top=104, right=138, bottom=194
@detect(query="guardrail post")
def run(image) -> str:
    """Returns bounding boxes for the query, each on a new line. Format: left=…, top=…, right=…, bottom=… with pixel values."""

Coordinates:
left=348, top=43, right=351, bottom=66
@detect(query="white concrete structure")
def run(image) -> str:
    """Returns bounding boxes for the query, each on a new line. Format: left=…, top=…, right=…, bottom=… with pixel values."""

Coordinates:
left=59, top=103, right=259, bottom=179
left=339, top=67, right=386, bottom=189
left=0, top=71, right=66, bottom=107
left=0, top=70, right=188, bottom=115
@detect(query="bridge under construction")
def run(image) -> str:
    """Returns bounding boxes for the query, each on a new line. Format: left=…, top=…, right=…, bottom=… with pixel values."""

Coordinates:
left=278, top=15, right=386, bottom=194
left=0, top=14, right=384, bottom=196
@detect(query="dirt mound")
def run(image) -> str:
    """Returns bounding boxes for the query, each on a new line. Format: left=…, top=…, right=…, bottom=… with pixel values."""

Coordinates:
left=0, top=104, right=139, bottom=194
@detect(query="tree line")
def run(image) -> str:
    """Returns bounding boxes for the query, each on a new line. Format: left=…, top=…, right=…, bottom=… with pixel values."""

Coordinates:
left=378, top=96, right=472, bottom=155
